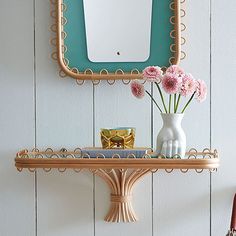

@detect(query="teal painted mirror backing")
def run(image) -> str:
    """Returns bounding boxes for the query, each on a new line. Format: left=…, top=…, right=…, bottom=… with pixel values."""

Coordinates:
left=62, top=0, right=178, bottom=74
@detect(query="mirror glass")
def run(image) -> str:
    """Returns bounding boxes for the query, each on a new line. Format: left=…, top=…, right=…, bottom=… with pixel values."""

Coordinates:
left=83, top=0, right=153, bottom=62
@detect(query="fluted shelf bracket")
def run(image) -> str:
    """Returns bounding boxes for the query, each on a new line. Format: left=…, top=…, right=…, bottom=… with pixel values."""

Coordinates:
left=91, top=168, right=150, bottom=222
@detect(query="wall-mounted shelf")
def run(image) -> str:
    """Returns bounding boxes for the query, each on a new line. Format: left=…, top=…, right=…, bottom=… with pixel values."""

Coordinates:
left=15, top=148, right=219, bottom=223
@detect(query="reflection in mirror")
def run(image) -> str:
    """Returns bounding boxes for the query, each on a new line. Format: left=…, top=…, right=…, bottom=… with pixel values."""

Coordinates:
left=83, top=0, right=153, bottom=62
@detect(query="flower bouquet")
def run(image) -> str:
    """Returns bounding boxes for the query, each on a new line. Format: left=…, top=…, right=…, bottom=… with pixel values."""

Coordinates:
left=130, top=65, right=207, bottom=158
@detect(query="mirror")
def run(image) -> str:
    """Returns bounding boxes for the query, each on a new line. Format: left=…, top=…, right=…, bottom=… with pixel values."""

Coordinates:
left=53, top=0, right=181, bottom=80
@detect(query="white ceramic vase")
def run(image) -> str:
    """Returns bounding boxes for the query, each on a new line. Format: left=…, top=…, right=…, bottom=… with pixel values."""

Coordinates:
left=156, top=113, right=186, bottom=158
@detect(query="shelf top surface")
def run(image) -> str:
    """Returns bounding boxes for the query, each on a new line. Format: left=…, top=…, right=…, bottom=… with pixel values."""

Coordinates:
left=15, top=148, right=219, bottom=171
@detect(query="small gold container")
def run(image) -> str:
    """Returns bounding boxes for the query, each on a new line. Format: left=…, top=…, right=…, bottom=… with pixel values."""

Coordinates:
left=100, top=127, right=135, bottom=149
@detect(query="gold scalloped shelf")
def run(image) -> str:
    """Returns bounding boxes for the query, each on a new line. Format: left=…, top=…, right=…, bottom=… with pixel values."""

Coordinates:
left=15, top=148, right=219, bottom=223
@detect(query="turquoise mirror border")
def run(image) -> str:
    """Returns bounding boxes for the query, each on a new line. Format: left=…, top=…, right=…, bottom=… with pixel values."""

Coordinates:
left=53, top=0, right=182, bottom=80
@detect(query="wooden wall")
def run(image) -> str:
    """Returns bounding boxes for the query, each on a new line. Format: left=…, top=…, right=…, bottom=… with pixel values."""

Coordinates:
left=0, top=0, right=235, bottom=235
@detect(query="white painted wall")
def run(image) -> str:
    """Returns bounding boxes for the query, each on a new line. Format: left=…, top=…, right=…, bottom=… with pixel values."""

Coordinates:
left=0, top=0, right=235, bottom=236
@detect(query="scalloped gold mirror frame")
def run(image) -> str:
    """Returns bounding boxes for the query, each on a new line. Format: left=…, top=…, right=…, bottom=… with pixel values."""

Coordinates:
left=52, top=0, right=182, bottom=81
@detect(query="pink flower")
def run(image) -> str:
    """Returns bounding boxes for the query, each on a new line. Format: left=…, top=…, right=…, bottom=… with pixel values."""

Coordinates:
left=142, top=66, right=163, bottom=82
left=166, top=65, right=185, bottom=76
left=195, top=79, right=207, bottom=102
left=130, top=80, right=145, bottom=99
left=180, top=73, right=197, bottom=96
left=162, top=73, right=182, bottom=94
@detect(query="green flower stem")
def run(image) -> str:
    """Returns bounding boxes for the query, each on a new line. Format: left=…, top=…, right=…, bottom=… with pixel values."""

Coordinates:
left=154, top=82, right=168, bottom=113
left=181, top=92, right=196, bottom=113
left=169, top=95, right=172, bottom=113
left=174, top=94, right=177, bottom=113
left=174, top=94, right=181, bottom=113
left=145, top=90, right=163, bottom=113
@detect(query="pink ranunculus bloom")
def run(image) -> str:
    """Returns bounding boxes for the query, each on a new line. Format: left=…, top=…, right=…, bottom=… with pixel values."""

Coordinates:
left=195, top=79, right=207, bottom=102
left=162, top=73, right=182, bottom=94
left=166, top=65, right=185, bottom=76
left=130, top=80, right=145, bottom=99
left=180, top=73, right=197, bottom=97
left=142, top=66, right=163, bottom=82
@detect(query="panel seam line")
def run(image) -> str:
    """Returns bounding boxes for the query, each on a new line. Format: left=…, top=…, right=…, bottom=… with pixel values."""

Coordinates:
left=33, top=0, right=38, bottom=235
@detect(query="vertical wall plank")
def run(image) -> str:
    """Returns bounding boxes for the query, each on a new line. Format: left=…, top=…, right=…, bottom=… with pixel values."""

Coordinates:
left=212, top=0, right=236, bottom=235
left=153, top=0, right=211, bottom=235
left=94, top=81, right=152, bottom=236
left=35, top=1, right=94, bottom=236
left=0, top=1, right=35, bottom=236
